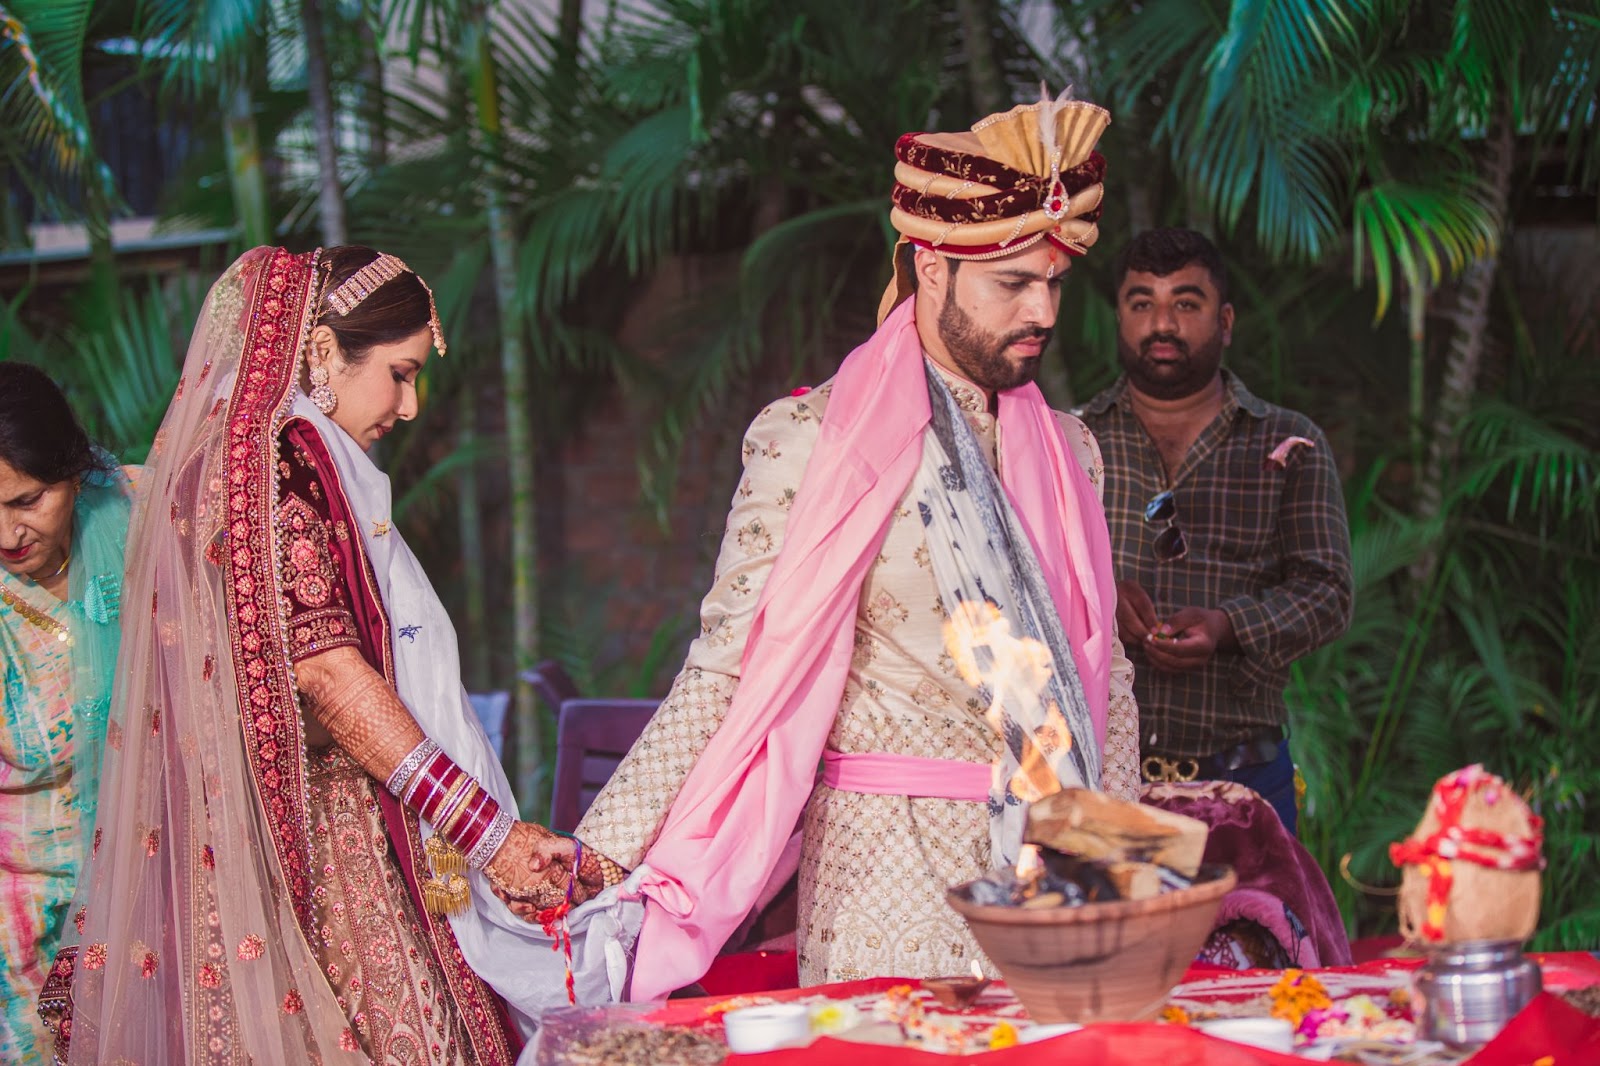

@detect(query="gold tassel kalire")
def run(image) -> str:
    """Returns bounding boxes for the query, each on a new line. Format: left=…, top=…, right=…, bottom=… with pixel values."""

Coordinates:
left=423, top=835, right=472, bottom=916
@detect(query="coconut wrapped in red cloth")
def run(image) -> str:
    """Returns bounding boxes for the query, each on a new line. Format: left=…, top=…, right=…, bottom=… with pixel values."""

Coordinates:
left=1389, top=764, right=1545, bottom=944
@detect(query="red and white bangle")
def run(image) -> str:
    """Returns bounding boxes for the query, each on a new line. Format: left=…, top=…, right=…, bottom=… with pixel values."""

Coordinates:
left=401, top=749, right=507, bottom=868
left=386, top=738, right=440, bottom=797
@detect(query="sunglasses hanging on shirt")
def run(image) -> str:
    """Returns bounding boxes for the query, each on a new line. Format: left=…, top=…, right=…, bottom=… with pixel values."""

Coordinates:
left=1144, top=490, right=1188, bottom=563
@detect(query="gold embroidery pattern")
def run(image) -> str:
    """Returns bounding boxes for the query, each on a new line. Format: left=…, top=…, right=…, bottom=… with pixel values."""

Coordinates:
left=223, top=249, right=319, bottom=928
left=735, top=519, right=773, bottom=556
left=577, top=668, right=738, bottom=869
left=851, top=631, right=879, bottom=670
left=306, top=747, right=470, bottom=1065
left=279, top=494, right=337, bottom=607
left=798, top=785, right=995, bottom=986
left=275, top=493, right=360, bottom=661
left=864, top=590, right=910, bottom=631
left=288, top=608, right=360, bottom=662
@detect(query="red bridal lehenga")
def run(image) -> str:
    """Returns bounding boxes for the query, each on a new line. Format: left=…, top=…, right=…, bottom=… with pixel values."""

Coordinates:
left=37, top=248, right=557, bottom=1065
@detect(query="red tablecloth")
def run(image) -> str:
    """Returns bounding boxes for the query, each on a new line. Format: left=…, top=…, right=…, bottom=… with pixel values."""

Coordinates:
left=643, top=952, right=1600, bottom=1063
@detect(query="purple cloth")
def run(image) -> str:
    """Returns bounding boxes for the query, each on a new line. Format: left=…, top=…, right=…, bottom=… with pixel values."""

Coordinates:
left=1142, top=781, right=1352, bottom=968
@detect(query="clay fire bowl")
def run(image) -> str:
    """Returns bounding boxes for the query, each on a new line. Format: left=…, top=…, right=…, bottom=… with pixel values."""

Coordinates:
left=921, top=975, right=993, bottom=1010
left=947, top=864, right=1236, bottom=1024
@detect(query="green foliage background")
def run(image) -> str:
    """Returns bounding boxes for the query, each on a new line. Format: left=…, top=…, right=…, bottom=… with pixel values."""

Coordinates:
left=3, top=0, right=1597, bottom=947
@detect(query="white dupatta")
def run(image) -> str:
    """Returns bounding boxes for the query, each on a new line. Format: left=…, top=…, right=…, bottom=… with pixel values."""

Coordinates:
left=291, top=396, right=643, bottom=1029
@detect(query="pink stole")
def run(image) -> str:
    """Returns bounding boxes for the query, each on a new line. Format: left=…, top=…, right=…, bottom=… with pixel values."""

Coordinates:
left=628, top=300, right=1116, bottom=1000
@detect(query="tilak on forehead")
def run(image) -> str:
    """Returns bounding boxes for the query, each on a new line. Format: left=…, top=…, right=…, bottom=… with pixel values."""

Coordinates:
left=879, top=86, right=1112, bottom=321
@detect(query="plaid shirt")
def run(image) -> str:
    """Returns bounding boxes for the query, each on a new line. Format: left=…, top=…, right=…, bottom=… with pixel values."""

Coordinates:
left=1075, top=371, right=1353, bottom=758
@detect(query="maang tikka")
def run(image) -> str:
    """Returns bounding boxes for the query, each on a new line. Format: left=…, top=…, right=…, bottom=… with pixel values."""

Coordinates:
left=308, top=249, right=448, bottom=415
left=325, top=252, right=448, bottom=357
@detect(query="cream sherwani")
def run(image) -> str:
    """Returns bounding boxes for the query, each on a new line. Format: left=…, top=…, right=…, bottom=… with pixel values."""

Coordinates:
left=577, top=363, right=1140, bottom=986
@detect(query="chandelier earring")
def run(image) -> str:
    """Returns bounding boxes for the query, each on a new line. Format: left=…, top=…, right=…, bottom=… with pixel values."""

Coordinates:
left=309, top=361, right=338, bottom=415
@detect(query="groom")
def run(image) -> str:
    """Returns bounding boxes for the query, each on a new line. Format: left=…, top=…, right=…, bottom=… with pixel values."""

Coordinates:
left=537, top=92, right=1139, bottom=1001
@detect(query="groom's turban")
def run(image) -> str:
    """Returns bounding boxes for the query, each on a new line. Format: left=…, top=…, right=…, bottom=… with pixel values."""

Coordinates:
left=880, top=90, right=1111, bottom=319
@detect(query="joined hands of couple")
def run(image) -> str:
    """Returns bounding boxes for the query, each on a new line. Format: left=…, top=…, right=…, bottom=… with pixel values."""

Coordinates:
left=294, top=649, right=616, bottom=926
left=483, top=821, right=608, bottom=921
left=1116, top=579, right=1239, bottom=672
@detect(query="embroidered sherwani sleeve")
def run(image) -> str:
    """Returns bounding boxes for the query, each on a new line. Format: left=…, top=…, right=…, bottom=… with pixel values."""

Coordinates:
left=576, top=393, right=823, bottom=869
left=1056, top=412, right=1141, bottom=801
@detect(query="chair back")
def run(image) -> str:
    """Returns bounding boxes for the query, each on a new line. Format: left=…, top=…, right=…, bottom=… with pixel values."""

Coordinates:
left=466, top=690, right=510, bottom=760
left=521, top=659, right=580, bottom=715
left=549, top=697, right=660, bottom=833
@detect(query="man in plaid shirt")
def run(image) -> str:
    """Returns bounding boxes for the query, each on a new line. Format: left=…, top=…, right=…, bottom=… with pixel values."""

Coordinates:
left=1077, top=229, right=1353, bottom=834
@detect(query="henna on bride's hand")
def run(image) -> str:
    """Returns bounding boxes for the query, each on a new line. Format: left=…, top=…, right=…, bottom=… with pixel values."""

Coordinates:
left=487, top=860, right=569, bottom=905
left=484, top=821, right=574, bottom=905
left=507, top=899, right=547, bottom=923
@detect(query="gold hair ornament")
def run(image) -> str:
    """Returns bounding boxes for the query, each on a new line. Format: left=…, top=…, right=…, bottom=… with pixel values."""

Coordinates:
left=325, top=252, right=448, bottom=357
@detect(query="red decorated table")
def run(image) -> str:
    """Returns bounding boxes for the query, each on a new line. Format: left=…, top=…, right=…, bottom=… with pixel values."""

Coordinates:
left=532, top=953, right=1600, bottom=1064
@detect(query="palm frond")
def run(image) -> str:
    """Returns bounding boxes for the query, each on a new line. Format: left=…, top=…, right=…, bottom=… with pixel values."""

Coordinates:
left=1523, top=6, right=1600, bottom=187
left=392, top=434, right=494, bottom=522
left=1443, top=0, right=1546, bottom=118
left=1452, top=399, right=1600, bottom=531
left=1084, top=0, right=1218, bottom=108
left=1350, top=173, right=1499, bottom=318
left=1202, top=0, right=1356, bottom=122
left=0, top=0, right=118, bottom=221
left=77, top=283, right=197, bottom=460
left=134, top=0, right=268, bottom=94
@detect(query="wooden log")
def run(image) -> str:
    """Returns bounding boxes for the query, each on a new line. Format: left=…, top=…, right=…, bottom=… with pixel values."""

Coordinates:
left=1105, top=861, right=1163, bottom=901
left=1024, top=788, right=1208, bottom=878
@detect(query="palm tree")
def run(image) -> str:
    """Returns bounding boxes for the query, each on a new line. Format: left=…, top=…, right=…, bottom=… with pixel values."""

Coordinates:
left=136, top=0, right=276, bottom=246
left=1053, top=0, right=1597, bottom=536
left=1046, top=0, right=1600, bottom=944
left=498, top=0, right=1051, bottom=511
left=466, top=1, right=545, bottom=806
left=300, top=0, right=348, bottom=245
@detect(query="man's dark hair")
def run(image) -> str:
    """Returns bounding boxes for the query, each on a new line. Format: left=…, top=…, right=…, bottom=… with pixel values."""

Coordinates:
left=1112, top=228, right=1228, bottom=304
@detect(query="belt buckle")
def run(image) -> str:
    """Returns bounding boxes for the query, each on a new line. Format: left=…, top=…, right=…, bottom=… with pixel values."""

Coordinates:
left=1142, top=755, right=1200, bottom=783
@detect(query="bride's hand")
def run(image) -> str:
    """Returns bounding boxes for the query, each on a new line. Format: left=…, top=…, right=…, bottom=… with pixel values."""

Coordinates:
left=497, top=836, right=610, bottom=922
left=484, top=821, right=574, bottom=911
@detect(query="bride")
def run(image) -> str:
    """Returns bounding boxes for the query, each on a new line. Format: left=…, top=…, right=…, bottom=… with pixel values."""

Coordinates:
left=39, top=246, right=600, bottom=1064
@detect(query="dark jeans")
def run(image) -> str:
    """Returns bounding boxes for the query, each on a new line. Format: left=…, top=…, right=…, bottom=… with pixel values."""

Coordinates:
left=1218, top=739, right=1297, bottom=836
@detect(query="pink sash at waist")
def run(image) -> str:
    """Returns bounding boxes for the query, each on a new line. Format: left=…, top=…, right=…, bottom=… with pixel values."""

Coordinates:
left=820, top=750, right=990, bottom=803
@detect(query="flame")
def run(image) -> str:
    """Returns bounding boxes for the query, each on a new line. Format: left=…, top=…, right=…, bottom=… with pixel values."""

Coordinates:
left=970, top=959, right=985, bottom=981
left=943, top=601, right=1065, bottom=802
left=1015, top=844, right=1044, bottom=883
